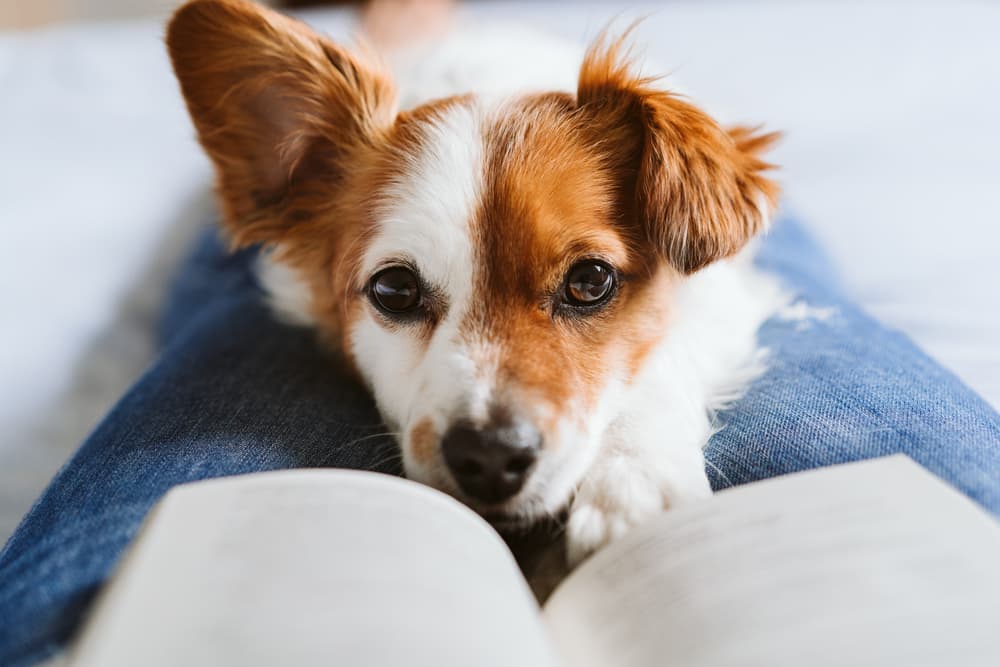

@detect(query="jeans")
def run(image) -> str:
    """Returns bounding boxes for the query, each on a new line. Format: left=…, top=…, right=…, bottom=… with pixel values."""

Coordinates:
left=1, top=216, right=998, bottom=666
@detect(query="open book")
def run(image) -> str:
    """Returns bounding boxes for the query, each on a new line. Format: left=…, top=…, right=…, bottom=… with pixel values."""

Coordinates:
left=66, top=456, right=1000, bottom=667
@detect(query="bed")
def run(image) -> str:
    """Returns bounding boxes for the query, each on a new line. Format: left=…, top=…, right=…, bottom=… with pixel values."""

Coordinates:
left=2, top=1, right=998, bottom=541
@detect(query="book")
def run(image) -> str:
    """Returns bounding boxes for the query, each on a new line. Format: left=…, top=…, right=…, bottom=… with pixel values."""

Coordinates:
left=64, top=455, right=1000, bottom=667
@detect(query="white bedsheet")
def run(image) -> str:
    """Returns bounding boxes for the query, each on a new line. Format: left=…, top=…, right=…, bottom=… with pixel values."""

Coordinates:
left=1, top=2, right=998, bottom=541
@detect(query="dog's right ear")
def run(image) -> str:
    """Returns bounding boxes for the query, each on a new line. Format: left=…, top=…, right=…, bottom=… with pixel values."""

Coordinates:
left=167, top=0, right=397, bottom=246
left=577, top=32, right=779, bottom=275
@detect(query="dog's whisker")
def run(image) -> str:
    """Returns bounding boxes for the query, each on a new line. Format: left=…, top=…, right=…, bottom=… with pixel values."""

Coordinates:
left=367, top=450, right=405, bottom=471
left=330, top=421, right=392, bottom=431
left=313, top=431, right=401, bottom=468
left=339, top=431, right=401, bottom=449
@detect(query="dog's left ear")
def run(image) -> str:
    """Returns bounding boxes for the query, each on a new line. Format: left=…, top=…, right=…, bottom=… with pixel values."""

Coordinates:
left=577, top=34, right=780, bottom=274
left=167, top=0, right=397, bottom=246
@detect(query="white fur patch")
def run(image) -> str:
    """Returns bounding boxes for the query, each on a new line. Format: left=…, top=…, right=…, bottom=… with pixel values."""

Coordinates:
left=255, top=252, right=315, bottom=326
left=564, top=255, right=789, bottom=563
left=359, top=103, right=483, bottom=303
left=350, top=103, right=486, bottom=470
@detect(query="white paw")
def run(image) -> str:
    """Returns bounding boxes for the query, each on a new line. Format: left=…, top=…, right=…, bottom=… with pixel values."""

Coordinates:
left=565, top=454, right=711, bottom=567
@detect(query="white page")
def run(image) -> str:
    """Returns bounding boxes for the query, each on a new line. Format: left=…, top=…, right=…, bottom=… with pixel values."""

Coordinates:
left=69, top=470, right=557, bottom=667
left=543, top=456, right=1000, bottom=667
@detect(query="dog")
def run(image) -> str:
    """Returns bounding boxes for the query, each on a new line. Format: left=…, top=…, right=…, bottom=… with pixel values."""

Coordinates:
left=167, top=0, right=784, bottom=565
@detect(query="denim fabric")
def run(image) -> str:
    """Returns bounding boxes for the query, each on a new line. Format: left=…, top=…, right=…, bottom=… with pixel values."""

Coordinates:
left=1, top=216, right=998, bottom=666
left=707, top=221, right=1000, bottom=508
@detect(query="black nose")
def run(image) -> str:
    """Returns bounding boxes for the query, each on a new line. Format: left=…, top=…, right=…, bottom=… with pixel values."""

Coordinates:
left=441, top=419, right=541, bottom=504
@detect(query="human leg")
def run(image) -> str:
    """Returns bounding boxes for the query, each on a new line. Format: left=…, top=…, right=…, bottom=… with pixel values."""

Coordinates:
left=0, top=228, right=398, bottom=666
left=706, top=217, right=1000, bottom=513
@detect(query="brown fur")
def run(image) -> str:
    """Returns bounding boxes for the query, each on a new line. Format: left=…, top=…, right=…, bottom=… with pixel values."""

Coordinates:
left=408, top=417, right=437, bottom=465
left=577, top=31, right=780, bottom=274
left=464, top=92, right=675, bottom=433
left=167, top=0, right=396, bottom=243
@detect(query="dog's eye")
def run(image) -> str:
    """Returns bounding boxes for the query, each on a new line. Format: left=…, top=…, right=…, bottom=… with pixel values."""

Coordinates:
left=370, top=267, right=421, bottom=314
left=564, top=261, right=616, bottom=307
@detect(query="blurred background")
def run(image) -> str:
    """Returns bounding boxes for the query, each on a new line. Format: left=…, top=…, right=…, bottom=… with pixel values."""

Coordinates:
left=1, top=0, right=998, bottom=543
left=2, top=0, right=331, bottom=28
left=2, top=0, right=181, bottom=28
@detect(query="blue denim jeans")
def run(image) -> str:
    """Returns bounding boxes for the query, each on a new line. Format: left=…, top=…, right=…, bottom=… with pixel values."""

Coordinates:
left=1, top=216, right=998, bottom=666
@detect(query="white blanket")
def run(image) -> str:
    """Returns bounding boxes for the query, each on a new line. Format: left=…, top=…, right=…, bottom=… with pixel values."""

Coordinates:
left=2, top=2, right=998, bottom=541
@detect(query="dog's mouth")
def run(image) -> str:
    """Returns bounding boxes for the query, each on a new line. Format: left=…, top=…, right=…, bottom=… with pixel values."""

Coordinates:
left=479, top=508, right=534, bottom=531
left=475, top=489, right=564, bottom=533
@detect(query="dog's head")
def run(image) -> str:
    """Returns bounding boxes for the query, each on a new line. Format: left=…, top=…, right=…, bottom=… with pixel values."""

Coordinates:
left=168, top=0, right=778, bottom=523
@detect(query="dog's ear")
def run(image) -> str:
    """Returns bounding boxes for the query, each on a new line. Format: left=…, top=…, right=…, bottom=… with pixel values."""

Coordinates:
left=167, top=0, right=397, bottom=246
left=577, top=34, right=779, bottom=274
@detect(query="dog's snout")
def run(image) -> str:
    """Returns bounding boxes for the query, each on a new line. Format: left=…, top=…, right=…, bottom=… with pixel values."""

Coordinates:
left=441, top=419, right=541, bottom=504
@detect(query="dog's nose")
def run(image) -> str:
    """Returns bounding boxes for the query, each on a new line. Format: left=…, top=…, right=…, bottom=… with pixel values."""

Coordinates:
left=441, top=419, right=541, bottom=504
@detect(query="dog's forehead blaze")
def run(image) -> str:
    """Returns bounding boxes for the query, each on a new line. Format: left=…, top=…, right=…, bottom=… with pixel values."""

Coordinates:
left=457, top=93, right=672, bottom=417
left=330, top=95, right=477, bottom=353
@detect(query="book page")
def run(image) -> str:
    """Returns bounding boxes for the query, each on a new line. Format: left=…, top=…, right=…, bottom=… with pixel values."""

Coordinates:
left=543, top=456, right=1000, bottom=667
left=69, top=470, right=558, bottom=667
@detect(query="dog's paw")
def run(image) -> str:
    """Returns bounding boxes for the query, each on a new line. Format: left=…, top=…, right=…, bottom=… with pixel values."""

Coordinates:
left=565, top=453, right=711, bottom=567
